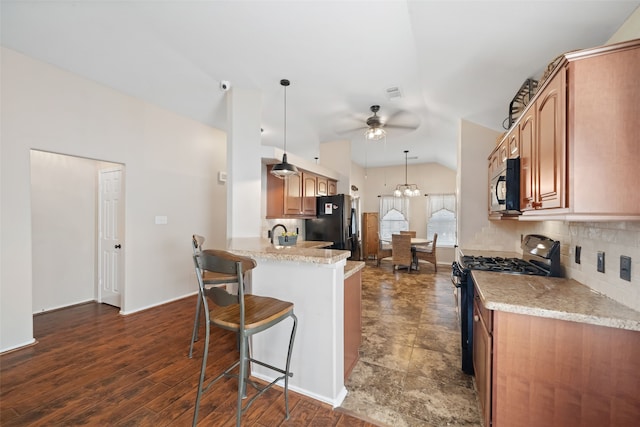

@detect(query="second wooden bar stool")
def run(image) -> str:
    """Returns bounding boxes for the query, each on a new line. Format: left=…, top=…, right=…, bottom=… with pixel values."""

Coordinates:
left=192, top=249, right=297, bottom=427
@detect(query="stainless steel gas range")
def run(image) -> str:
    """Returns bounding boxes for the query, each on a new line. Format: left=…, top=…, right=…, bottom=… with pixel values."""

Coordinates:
left=451, top=234, right=561, bottom=375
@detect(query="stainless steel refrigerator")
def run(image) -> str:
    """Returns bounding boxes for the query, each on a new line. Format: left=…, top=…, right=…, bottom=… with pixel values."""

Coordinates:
left=305, top=194, right=355, bottom=256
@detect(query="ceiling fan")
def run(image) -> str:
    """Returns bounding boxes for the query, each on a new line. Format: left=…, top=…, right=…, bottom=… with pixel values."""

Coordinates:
left=335, top=105, right=420, bottom=140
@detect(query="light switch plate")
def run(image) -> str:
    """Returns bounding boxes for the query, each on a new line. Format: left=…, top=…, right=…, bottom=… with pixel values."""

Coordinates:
left=597, top=251, right=605, bottom=273
left=620, top=255, right=631, bottom=281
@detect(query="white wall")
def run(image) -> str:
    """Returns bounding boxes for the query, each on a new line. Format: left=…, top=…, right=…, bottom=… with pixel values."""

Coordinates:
left=1, top=47, right=227, bottom=352
left=457, top=119, right=501, bottom=248
left=607, top=4, right=640, bottom=44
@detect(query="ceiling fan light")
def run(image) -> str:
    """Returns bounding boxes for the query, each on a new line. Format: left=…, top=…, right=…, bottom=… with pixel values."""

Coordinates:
left=364, top=127, right=386, bottom=140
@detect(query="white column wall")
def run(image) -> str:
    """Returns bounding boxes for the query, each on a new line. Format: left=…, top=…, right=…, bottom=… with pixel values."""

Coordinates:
left=457, top=119, right=500, bottom=248
left=227, top=88, right=262, bottom=240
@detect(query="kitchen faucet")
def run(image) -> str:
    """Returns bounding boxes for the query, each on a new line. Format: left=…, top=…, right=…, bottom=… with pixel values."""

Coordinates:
left=270, top=224, right=287, bottom=244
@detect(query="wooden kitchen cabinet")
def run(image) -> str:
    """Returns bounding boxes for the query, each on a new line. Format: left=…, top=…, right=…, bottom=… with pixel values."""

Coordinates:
left=492, top=310, right=640, bottom=427
left=474, top=294, right=640, bottom=427
left=302, top=173, right=317, bottom=216
left=317, top=176, right=328, bottom=196
left=284, top=172, right=303, bottom=215
left=266, top=165, right=335, bottom=218
left=361, top=212, right=379, bottom=260
left=328, top=179, right=337, bottom=195
left=524, top=39, right=639, bottom=219
left=344, top=267, right=362, bottom=379
left=494, top=38, right=640, bottom=220
left=519, top=109, right=535, bottom=210
left=506, top=127, right=519, bottom=159
left=531, top=69, right=566, bottom=210
left=473, top=288, right=492, bottom=427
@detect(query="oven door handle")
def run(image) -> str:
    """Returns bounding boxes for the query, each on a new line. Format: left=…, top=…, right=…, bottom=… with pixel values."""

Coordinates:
left=451, top=262, right=463, bottom=288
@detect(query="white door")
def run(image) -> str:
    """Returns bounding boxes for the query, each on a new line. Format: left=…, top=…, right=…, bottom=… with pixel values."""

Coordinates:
left=98, top=167, right=124, bottom=308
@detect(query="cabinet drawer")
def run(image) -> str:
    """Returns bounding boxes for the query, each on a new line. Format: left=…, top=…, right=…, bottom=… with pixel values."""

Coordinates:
left=474, top=287, right=492, bottom=333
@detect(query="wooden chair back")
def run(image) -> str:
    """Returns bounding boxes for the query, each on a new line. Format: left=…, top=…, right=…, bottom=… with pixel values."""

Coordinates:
left=400, top=230, right=417, bottom=237
left=392, top=234, right=413, bottom=271
left=416, top=233, right=438, bottom=272
left=376, top=232, right=392, bottom=266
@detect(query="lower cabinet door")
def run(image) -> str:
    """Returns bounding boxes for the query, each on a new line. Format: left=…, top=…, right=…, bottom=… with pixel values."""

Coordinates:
left=473, top=300, right=492, bottom=427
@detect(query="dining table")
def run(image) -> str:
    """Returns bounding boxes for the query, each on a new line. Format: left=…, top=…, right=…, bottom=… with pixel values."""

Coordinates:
left=382, top=236, right=432, bottom=270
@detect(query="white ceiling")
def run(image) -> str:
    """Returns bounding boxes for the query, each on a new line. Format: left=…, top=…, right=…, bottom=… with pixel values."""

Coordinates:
left=2, top=1, right=638, bottom=169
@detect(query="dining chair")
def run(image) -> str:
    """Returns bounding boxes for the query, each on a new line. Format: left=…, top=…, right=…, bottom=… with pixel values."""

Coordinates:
left=376, top=232, right=392, bottom=266
left=400, top=231, right=418, bottom=267
left=392, top=233, right=413, bottom=272
left=415, top=233, right=438, bottom=272
left=192, top=249, right=297, bottom=427
left=189, top=234, right=237, bottom=358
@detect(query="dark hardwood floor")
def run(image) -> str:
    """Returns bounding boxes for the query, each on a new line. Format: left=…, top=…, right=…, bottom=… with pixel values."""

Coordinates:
left=0, top=297, right=377, bottom=426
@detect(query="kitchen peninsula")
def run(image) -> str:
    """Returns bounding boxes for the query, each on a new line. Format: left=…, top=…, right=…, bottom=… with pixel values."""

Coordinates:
left=227, top=237, right=356, bottom=407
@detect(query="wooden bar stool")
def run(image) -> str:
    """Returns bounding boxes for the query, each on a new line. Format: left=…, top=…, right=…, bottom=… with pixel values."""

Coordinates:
left=192, top=249, right=297, bottom=427
left=188, top=235, right=237, bottom=358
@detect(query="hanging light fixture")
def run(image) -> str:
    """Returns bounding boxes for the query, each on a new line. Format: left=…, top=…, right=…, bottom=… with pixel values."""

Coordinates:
left=364, top=126, right=386, bottom=141
left=363, top=105, right=386, bottom=141
left=270, top=79, right=299, bottom=179
left=394, top=150, right=421, bottom=197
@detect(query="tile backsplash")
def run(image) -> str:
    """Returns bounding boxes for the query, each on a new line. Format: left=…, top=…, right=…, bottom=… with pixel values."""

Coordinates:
left=466, top=220, right=640, bottom=312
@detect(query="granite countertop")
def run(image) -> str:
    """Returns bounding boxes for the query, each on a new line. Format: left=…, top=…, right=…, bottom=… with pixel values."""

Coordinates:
left=471, top=270, right=640, bottom=332
left=344, top=260, right=365, bottom=280
left=459, top=248, right=640, bottom=331
left=227, top=237, right=350, bottom=264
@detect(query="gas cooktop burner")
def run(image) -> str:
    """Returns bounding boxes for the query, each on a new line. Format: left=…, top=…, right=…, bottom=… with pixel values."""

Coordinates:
left=460, top=255, right=548, bottom=275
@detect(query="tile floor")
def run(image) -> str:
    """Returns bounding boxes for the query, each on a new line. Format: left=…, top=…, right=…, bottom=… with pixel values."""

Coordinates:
left=339, top=261, right=482, bottom=427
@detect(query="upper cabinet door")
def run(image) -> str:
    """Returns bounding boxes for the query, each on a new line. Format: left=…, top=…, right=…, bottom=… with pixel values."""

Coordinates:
left=519, top=111, right=535, bottom=211
left=317, top=176, right=328, bottom=196
left=328, top=180, right=337, bottom=195
left=284, top=173, right=303, bottom=215
left=534, top=69, right=566, bottom=210
left=302, top=173, right=317, bottom=216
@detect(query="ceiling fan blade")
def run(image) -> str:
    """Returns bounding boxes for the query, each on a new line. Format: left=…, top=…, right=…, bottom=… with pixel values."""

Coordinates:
left=334, top=124, right=368, bottom=135
left=384, top=123, right=420, bottom=130
left=383, top=109, right=421, bottom=129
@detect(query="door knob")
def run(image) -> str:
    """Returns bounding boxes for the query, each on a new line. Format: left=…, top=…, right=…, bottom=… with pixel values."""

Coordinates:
left=115, top=244, right=121, bottom=249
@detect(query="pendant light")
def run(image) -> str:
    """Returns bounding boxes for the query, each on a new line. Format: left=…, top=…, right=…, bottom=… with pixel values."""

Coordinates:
left=394, top=150, right=421, bottom=197
left=270, top=79, right=299, bottom=179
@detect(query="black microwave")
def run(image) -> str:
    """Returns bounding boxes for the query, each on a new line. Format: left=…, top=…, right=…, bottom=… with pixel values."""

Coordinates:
left=490, top=158, right=520, bottom=213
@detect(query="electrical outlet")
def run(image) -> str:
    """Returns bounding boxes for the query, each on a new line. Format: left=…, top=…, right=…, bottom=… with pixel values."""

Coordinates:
left=575, top=246, right=581, bottom=264
left=597, top=251, right=605, bottom=273
left=620, top=256, right=631, bottom=282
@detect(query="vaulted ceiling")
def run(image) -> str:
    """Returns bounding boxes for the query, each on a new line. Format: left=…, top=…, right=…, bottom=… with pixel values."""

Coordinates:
left=2, top=1, right=638, bottom=169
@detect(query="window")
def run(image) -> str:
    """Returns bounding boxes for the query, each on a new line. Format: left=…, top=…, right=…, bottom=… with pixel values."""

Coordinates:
left=426, top=194, right=456, bottom=246
left=379, top=196, right=409, bottom=241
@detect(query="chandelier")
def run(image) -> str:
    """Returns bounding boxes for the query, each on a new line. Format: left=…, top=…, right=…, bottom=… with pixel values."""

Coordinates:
left=394, top=150, right=421, bottom=197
